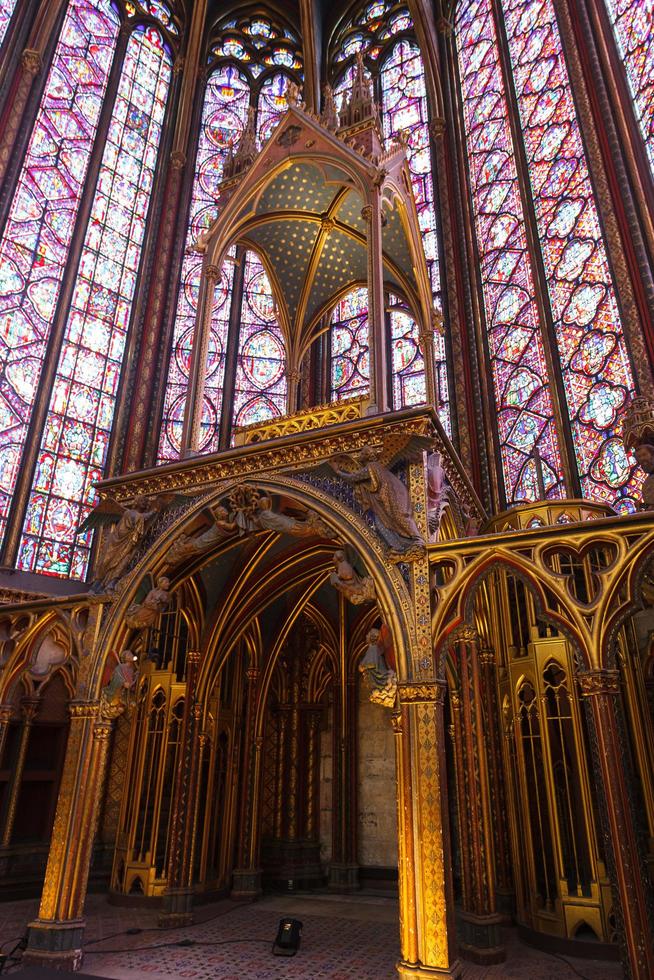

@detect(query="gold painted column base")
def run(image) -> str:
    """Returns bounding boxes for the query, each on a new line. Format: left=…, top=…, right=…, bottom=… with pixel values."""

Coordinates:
left=396, top=957, right=462, bottom=979
left=23, top=918, right=85, bottom=972
left=459, top=911, right=506, bottom=964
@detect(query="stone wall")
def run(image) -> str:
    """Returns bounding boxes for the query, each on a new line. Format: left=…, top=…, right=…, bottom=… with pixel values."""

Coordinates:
left=357, top=677, right=397, bottom=868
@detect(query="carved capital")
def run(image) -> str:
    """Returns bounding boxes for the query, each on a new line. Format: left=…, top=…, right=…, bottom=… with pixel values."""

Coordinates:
left=69, top=700, right=101, bottom=720
left=170, top=150, right=186, bottom=170
left=21, top=49, right=42, bottom=75
left=93, top=720, right=114, bottom=741
left=448, top=624, right=478, bottom=647
left=360, top=204, right=373, bottom=223
left=391, top=711, right=403, bottom=735
left=21, top=698, right=40, bottom=722
left=577, top=669, right=620, bottom=697
left=246, top=666, right=259, bottom=682
left=173, top=56, right=185, bottom=75
left=0, top=704, right=12, bottom=724
left=478, top=647, right=495, bottom=665
left=436, top=16, right=453, bottom=36
left=187, top=649, right=201, bottom=666
left=398, top=679, right=446, bottom=704
left=205, top=264, right=221, bottom=281
left=429, top=117, right=446, bottom=139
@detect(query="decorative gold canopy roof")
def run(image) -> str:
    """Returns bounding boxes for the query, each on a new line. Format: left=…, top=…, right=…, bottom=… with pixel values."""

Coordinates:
left=195, top=100, right=435, bottom=373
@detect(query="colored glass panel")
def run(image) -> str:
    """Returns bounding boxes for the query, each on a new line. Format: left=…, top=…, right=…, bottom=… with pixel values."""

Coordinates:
left=456, top=0, right=565, bottom=502
left=391, top=306, right=426, bottom=408
left=158, top=67, right=250, bottom=462
left=605, top=1, right=654, bottom=175
left=380, top=40, right=449, bottom=427
left=233, top=251, right=286, bottom=429
left=502, top=0, right=639, bottom=509
left=0, top=0, right=120, bottom=544
left=0, top=0, right=17, bottom=48
left=330, top=287, right=370, bottom=399
left=257, top=73, right=292, bottom=145
left=18, top=26, right=171, bottom=578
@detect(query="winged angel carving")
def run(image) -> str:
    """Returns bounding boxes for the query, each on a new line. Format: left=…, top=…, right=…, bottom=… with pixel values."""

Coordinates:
left=312, top=435, right=433, bottom=558
left=78, top=494, right=190, bottom=591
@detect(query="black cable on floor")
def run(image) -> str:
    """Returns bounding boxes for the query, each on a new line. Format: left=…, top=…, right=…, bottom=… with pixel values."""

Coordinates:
left=84, top=938, right=272, bottom=955
left=540, top=946, right=595, bottom=980
left=83, top=900, right=242, bottom=946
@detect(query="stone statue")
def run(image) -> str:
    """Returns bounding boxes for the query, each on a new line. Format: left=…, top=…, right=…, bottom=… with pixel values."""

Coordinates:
left=359, top=627, right=397, bottom=707
left=80, top=493, right=190, bottom=590
left=252, top=494, right=331, bottom=538
left=166, top=506, right=237, bottom=566
left=329, top=549, right=375, bottom=605
left=100, top=649, right=138, bottom=717
left=125, top=576, right=171, bottom=630
left=634, top=444, right=654, bottom=510
left=328, top=445, right=424, bottom=556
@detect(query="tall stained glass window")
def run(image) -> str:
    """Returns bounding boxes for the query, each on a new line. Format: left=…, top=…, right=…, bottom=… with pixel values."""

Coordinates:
left=330, top=288, right=370, bottom=400
left=604, top=1, right=654, bottom=175
left=18, top=26, right=172, bottom=578
left=457, top=0, right=639, bottom=510
left=158, top=14, right=301, bottom=457
left=0, top=0, right=120, bottom=544
left=0, top=0, right=18, bottom=48
left=329, top=5, right=450, bottom=430
left=233, top=252, right=286, bottom=428
left=158, top=67, right=250, bottom=461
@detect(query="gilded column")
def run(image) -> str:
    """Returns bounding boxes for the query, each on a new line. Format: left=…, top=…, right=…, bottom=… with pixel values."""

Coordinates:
left=298, top=0, right=319, bottom=114
left=160, top=649, right=201, bottom=926
left=578, top=670, right=654, bottom=979
left=305, top=710, right=321, bottom=840
left=361, top=199, right=389, bottom=414
left=1, top=698, right=38, bottom=846
left=24, top=704, right=114, bottom=971
left=449, top=689, right=472, bottom=905
left=231, top=666, right=262, bottom=897
left=273, top=709, right=287, bottom=841
left=454, top=639, right=505, bottom=963
left=396, top=680, right=461, bottom=979
left=180, top=263, right=220, bottom=455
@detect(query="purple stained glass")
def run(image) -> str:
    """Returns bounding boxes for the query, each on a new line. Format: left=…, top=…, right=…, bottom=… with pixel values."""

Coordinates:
left=330, top=287, right=370, bottom=399
left=390, top=306, right=426, bottom=407
left=158, top=67, right=250, bottom=462
left=456, top=0, right=566, bottom=502
left=17, top=26, right=171, bottom=578
left=257, top=73, right=291, bottom=145
left=233, top=251, right=287, bottom=429
left=0, top=0, right=17, bottom=47
left=380, top=40, right=449, bottom=429
left=606, top=1, right=654, bottom=176
left=0, top=0, right=120, bottom=546
left=501, top=0, right=639, bottom=509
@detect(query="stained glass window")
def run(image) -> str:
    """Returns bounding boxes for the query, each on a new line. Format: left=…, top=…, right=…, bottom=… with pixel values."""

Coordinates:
left=456, top=0, right=565, bottom=502
left=456, top=0, right=639, bottom=509
left=0, top=0, right=120, bottom=545
left=233, top=252, right=286, bottom=428
left=605, top=1, right=654, bottom=175
left=18, top=26, right=172, bottom=578
left=330, top=9, right=450, bottom=431
left=501, top=0, right=638, bottom=509
left=330, top=288, right=370, bottom=400
left=390, top=306, right=426, bottom=408
left=257, top=73, right=292, bottom=145
left=158, top=67, right=250, bottom=462
left=380, top=40, right=449, bottom=426
left=0, top=0, right=18, bottom=48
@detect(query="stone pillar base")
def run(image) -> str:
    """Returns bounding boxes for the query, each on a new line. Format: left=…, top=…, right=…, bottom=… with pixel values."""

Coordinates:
left=328, top=863, right=360, bottom=892
left=231, top=867, right=262, bottom=899
left=158, top=887, right=194, bottom=928
left=23, top=918, right=85, bottom=972
left=496, top=887, right=515, bottom=924
left=396, top=957, right=462, bottom=978
left=459, top=911, right=505, bottom=964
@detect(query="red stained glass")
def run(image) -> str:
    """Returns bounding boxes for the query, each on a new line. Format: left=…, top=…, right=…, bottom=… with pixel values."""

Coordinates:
left=330, top=287, right=370, bottom=399
left=233, top=252, right=286, bottom=428
left=0, top=0, right=120, bottom=546
left=158, top=67, right=249, bottom=462
left=606, top=1, right=654, bottom=176
left=0, top=1, right=17, bottom=47
left=456, top=0, right=566, bottom=502
left=502, top=0, right=639, bottom=509
left=17, top=26, right=172, bottom=578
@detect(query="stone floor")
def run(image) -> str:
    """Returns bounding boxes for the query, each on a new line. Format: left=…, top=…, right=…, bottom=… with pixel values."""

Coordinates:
left=0, top=892, right=623, bottom=979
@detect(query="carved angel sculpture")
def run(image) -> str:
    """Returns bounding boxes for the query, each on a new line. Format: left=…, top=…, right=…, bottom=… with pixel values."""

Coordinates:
left=359, top=626, right=397, bottom=708
left=125, top=576, right=171, bottom=630
left=100, top=649, right=138, bottom=717
left=329, top=549, right=376, bottom=605
left=252, top=494, right=331, bottom=538
left=166, top=506, right=237, bottom=566
left=79, top=493, right=189, bottom=591
left=322, top=437, right=433, bottom=556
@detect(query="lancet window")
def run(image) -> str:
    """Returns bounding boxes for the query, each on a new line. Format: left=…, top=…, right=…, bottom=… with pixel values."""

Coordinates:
left=157, top=13, right=302, bottom=459
left=0, top=1, right=18, bottom=49
left=604, top=1, right=654, bottom=176
left=456, top=0, right=639, bottom=510
left=0, top=0, right=177, bottom=579
left=329, top=4, right=450, bottom=431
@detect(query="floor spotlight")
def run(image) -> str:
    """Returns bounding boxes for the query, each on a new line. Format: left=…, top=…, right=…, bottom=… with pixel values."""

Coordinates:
left=272, top=917, right=303, bottom=957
